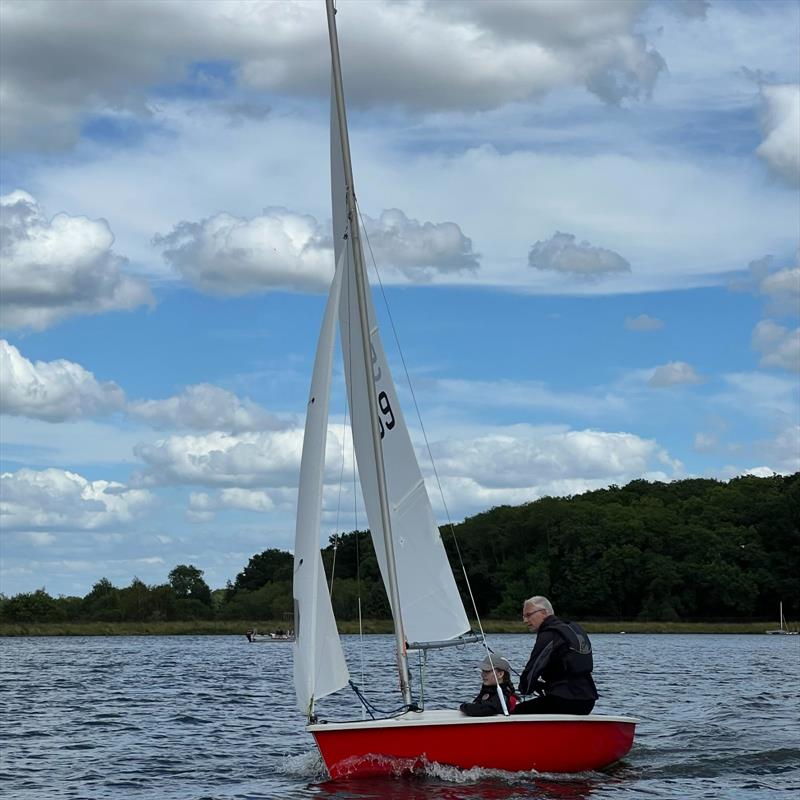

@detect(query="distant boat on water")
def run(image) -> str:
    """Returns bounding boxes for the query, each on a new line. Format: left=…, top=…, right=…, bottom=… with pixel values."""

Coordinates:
left=765, top=602, right=798, bottom=635
left=246, top=628, right=295, bottom=642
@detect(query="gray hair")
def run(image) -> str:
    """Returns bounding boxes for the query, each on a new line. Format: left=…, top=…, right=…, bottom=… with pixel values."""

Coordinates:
left=524, top=595, right=554, bottom=615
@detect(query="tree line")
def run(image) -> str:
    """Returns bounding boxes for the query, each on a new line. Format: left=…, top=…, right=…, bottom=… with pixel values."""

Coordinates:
left=2, top=473, right=797, bottom=624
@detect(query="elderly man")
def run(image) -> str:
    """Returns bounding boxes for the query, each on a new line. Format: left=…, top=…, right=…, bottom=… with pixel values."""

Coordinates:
left=514, top=595, right=598, bottom=715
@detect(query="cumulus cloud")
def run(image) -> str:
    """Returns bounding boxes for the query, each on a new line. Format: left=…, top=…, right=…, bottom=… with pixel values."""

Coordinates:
left=154, top=206, right=479, bottom=293
left=427, top=426, right=681, bottom=512
left=737, top=466, right=777, bottom=479
left=188, top=488, right=275, bottom=521
left=625, top=314, right=664, bottom=331
left=736, top=255, right=775, bottom=290
left=0, top=340, right=125, bottom=421
left=1, top=468, right=153, bottom=530
left=756, top=84, right=800, bottom=187
left=528, top=231, right=631, bottom=277
left=1, top=0, right=665, bottom=152
left=0, top=191, right=153, bottom=330
left=362, top=209, right=479, bottom=279
left=583, top=33, right=666, bottom=105
left=413, top=0, right=665, bottom=106
left=433, top=428, right=662, bottom=485
left=153, top=208, right=333, bottom=295
left=128, top=384, right=282, bottom=433
left=133, top=429, right=314, bottom=487
left=0, top=0, right=264, bottom=151
left=648, top=361, right=703, bottom=387
left=760, top=267, right=800, bottom=314
left=732, top=255, right=800, bottom=316
left=153, top=208, right=332, bottom=295
left=751, top=320, right=800, bottom=372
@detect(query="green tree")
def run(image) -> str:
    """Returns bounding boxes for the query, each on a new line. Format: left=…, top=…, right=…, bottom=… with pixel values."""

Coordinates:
left=1, top=589, right=65, bottom=622
left=115, top=579, right=185, bottom=621
left=218, top=581, right=292, bottom=620
left=230, top=549, right=293, bottom=594
left=168, top=564, right=212, bottom=606
left=82, top=577, right=122, bottom=621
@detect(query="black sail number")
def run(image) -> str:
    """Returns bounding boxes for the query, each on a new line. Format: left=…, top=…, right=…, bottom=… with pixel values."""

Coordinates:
left=377, top=390, right=395, bottom=439
left=370, top=343, right=382, bottom=383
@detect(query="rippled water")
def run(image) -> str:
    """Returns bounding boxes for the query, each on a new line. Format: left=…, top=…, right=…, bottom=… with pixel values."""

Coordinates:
left=1, top=633, right=798, bottom=799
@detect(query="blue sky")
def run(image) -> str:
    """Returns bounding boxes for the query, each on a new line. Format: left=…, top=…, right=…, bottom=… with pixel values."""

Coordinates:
left=1, top=0, right=798, bottom=598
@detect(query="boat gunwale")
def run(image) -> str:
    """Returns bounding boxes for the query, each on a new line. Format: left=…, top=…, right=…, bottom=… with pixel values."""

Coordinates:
left=308, top=709, right=637, bottom=732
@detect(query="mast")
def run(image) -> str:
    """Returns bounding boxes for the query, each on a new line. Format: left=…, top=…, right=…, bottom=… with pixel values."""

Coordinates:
left=325, top=0, right=412, bottom=706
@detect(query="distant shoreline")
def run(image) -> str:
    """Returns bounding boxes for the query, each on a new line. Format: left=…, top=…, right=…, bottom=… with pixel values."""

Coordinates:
left=0, top=619, right=787, bottom=637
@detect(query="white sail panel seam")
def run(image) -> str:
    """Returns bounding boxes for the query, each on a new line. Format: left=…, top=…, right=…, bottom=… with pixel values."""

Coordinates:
left=391, top=479, right=425, bottom=514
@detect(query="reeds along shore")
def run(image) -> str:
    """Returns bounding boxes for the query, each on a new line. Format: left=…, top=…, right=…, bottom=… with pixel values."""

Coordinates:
left=0, top=619, right=783, bottom=636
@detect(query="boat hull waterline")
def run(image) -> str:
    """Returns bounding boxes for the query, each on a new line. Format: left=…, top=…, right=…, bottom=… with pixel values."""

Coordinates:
left=309, top=710, right=636, bottom=779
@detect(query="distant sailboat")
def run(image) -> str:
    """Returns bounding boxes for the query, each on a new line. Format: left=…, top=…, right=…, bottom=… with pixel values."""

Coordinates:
left=765, top=602, right=798, bottom=635
left=289, top=0, right=637, bottom=780
left=245, top=629, right=294, bottom=642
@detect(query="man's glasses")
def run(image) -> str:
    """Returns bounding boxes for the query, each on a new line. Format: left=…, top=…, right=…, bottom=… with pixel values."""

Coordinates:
left=523, top=608, right=547, bottom=619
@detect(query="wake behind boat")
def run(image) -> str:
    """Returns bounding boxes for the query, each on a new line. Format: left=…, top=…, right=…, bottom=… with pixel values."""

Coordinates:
left=290, top=0, right=637, bottom=779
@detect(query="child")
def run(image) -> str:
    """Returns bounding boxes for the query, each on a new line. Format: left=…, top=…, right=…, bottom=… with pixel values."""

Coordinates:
left=459, top=653, right=517, bottom=716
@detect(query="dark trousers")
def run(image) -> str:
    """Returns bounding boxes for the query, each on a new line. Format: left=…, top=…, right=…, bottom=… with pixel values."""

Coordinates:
left=513, top=696, right=595, bottom=715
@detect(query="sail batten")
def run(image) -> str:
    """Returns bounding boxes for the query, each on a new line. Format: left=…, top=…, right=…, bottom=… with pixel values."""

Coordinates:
left=393, top=479, right=426, bottom=512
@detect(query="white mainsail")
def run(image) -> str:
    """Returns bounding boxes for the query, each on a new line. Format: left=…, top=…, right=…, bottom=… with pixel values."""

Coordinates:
left=331, top=86, right=470, bottom=646
left=292, top=251, right=349, bottom=715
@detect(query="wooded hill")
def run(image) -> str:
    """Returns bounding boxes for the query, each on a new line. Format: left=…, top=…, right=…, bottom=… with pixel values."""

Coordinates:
left=2, top=473, right=797, bottom=624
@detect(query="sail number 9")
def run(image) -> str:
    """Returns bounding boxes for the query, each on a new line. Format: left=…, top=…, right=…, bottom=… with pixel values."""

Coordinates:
left=378, top=390, right=395, bottom=439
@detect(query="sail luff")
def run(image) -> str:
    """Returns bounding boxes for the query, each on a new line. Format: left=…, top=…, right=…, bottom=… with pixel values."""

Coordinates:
left=325, top=0, right=412, bottom=705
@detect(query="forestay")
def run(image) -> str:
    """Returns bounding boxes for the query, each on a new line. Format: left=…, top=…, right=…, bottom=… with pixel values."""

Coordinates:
left=292, top=249, right=349, bottom=716
left=331, top=90, right=471, bottom=646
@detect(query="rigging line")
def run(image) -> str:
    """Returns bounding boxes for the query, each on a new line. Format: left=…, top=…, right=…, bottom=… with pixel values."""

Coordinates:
left=355, top=202, right=489, bottom=639
left=348, top=681, right=419, bottom=719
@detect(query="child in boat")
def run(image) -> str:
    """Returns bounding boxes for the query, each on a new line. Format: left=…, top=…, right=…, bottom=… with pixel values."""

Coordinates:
left=459, top=653, right=517, bottom=716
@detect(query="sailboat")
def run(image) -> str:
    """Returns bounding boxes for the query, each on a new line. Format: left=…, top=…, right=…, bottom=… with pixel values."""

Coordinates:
left=290, top=0, right=637, bottom=780
left=765, top=602, right=798, bottom=635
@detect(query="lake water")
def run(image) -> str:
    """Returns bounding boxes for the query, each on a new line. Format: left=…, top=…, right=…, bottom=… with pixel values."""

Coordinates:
left=1, top=633, right=798, bottom=799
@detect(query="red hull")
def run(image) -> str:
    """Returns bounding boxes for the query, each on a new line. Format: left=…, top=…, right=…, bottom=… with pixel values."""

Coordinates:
left=310, top=710, right=636, bottom=779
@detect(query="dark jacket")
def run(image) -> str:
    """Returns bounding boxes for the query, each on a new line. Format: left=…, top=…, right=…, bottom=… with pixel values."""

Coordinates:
left=459, top=682, right=517, bottom=717
left=519, top=616, right=598, bottom=701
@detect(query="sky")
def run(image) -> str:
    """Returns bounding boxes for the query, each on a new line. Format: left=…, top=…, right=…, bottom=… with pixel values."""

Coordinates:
left=1, top=0, right=798, bottom=598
